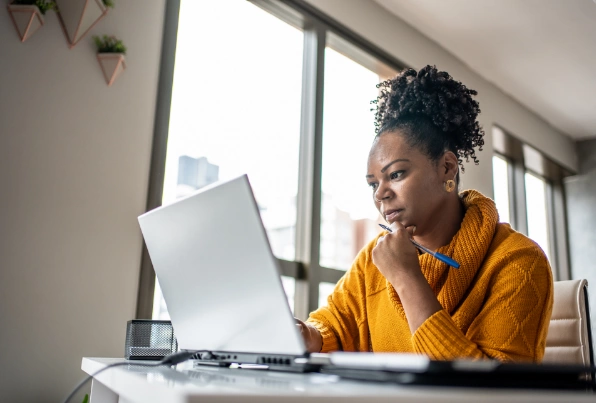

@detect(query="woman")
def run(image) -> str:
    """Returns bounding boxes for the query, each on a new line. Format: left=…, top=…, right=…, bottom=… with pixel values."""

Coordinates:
left=297, top=65, right=553, bottom=362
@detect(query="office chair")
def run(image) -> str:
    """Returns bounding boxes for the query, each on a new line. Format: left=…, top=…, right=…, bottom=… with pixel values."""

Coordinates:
left=543, top=279, right=594, bottom=382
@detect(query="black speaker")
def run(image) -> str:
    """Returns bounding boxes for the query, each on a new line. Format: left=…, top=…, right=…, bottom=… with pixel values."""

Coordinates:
left=124, top=319, right=178, bottom=360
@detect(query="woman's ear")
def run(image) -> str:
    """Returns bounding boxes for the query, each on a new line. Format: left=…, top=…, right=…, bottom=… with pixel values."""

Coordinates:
left=441, top=151, right=459, bottom=180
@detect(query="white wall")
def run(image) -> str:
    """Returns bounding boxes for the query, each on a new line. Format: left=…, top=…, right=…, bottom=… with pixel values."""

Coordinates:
left=565, top=139, right=596, bottom=341
left=306, top=0, right=578, bottom=197
left=0, top=2, right=165, bottom=402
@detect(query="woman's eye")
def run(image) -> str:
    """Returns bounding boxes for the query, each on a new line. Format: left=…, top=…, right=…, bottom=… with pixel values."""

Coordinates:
left=368, top=182, right=378, bottom=190
left=390, top=171, right=404, bottom=180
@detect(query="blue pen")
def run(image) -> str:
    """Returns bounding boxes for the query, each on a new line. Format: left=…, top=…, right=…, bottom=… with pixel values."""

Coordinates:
left=378, top=224, right=460, bottom=269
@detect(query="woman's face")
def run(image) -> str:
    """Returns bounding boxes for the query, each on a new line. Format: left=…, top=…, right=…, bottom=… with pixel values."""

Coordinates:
left=366, top=130, right=455, bottom=235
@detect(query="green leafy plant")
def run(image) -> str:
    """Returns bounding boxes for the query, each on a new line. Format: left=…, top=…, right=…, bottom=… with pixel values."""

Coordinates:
left=12, top=0, right=57, bottom=14
left=93, top=35, right=127, bottom=54
left=102, top=0, right=114, bottom=8
left=81, top=394, right=89, bottom=403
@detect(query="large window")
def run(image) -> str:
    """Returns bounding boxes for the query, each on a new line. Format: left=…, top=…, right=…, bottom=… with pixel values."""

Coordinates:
left=319, top=34, right=397, bottom=272
left=492, top=154, right=511, bottom=224
left=491, top=126, right=572, bottom=280
left=144, top=1, right=575, bottom=320
left=525, top=172, right=551, bottom=261
left=152, top=0, right=304, bottom=319
left=141, top=0, right=408, bottom=319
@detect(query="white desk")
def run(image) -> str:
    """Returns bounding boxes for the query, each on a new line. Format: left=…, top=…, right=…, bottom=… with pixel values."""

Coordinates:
left=82, top=357, right=594, bottom=403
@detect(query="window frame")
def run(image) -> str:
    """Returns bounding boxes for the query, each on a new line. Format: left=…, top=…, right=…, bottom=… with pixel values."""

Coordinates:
left=492, top=126, right=574, bottom=281
left=135, top=0, right=181, bottom=319
left=136, top=0, right=406, bottom=319
left=492, top=152, right=515, bottom=228
left=259, top=0, right=407, bottom=317
left=139, top=1, right=576, bottom=319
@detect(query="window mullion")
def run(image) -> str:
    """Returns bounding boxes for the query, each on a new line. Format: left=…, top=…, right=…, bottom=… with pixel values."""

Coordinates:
left=552, top=181, right=571, bottom=280
left=505, top=157, right=516, bottom=229
left=544, top=181, right=557, bottom=278
left=513, top=163, right=528, bottom=236
left=320, top=267, right=345, bottom=284
left=294, top=20, right=326, bottom=319
left=136, top=0, right=181, bottom=320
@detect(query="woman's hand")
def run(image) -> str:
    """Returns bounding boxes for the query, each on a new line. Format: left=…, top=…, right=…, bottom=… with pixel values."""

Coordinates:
left=372, top=221, right=420, bottom=285
left=372, top=221, right=442, bottom=333
left=295, top=318, right=323, bottom=353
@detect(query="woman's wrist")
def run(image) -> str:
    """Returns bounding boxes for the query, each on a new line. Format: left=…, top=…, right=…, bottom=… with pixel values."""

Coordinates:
left=306, top=322, right=323, bottom=352
left=390, top=270, right=442, bottom=333
left=388, top=266, right=426, bottom=294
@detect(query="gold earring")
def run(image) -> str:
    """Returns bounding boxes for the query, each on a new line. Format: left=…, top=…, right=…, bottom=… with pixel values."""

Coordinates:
left=445, top=179, right=456, bottom=193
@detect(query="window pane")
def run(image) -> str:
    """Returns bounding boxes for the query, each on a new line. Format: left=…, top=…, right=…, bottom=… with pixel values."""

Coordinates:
left=320, top=40, right=398, bottom=270
left=318, top=282, right=336, bottom=308
left=525, top=172, right=551, bottom=260
left=153, top=0, right=303, bottom=318
left=492, top=155, right=511, bottom=224
left=281, top=276, right=295, bottom=314
left=152, top=279, right=170, bottom=320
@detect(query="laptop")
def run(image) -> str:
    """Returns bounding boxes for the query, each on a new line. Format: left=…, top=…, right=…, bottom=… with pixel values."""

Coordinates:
left=138, top=174, right=323, bottom=371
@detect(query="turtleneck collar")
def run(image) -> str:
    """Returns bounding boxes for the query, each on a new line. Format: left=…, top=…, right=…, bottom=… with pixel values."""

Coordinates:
left=387, top=189, right=499, bottom=318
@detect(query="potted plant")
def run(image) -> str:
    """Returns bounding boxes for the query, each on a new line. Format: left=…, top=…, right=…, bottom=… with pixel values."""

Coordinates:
left=55, top=0, right=112, bottom=48
left=94, top=35, right=127, bottom=87
left=7, top=0, right=56, bottom=42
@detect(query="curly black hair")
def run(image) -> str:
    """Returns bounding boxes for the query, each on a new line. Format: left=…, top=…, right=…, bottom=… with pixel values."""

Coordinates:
left=371, top=65, right=484, bottom=172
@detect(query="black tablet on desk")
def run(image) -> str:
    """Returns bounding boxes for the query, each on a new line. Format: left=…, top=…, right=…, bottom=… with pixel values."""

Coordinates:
left=320, top=352, right=595, bottom=391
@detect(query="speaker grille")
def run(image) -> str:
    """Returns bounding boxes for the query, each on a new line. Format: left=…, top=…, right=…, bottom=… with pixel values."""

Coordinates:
left=124, top=320, right=178, bottom=360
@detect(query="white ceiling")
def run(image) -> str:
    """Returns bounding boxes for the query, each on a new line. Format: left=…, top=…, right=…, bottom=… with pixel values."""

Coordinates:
left=374, top=0, right=596, bottom=140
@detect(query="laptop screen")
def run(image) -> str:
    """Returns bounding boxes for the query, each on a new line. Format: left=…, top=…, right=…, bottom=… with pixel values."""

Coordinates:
left=138, top=174, right=306, bottom=356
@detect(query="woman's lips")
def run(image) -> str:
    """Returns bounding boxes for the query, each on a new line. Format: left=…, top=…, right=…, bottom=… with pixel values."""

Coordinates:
left=385, top=209, right=402, bottom=222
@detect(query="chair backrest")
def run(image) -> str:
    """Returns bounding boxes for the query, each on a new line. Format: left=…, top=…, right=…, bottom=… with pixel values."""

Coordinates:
left=543, top=279, right=594, bottom=367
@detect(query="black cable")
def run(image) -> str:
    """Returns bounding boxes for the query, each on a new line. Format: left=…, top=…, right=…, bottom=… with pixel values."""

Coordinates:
left=63, top=351, right=196, bottom=403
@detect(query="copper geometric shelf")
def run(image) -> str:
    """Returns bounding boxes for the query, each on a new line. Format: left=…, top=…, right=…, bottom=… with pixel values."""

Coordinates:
left=7, top=4, right=44, bottom=42
left=97, top=53, right=126, bottom=87
left=55, top=0, right=108, bottom=49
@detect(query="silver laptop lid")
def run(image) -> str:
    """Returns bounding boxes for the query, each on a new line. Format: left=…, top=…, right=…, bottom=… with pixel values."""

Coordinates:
left=138, top=174, right=306, bottom=356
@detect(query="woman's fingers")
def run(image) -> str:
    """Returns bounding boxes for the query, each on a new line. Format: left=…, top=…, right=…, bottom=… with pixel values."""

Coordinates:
left=373, top=220, right=420, bottom=282
left=295, top=318, right=306, bottom=334
left=294, top=317, right=323, bottom=353
left=388, top=221, right=414, bottom=243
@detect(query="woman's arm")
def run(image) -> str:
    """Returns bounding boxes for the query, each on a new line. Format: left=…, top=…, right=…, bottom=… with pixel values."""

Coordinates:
left=374, top=222, right=554, bottom=361
left=373, top=221, right=442, bottom=334
left=305, top=244, right=373, bottom=353
left=412, top=249, right=553, bottom=361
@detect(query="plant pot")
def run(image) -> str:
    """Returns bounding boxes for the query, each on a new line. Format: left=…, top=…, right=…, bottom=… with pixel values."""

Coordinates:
left=97, top=53, right=126, bottom=87
left=7, top=4, right=44, bottom=42
left=55, top=0, right=108, bottom=48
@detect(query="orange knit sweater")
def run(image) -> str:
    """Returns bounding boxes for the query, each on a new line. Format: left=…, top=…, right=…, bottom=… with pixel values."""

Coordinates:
left=307, top=190, right=553, bottom=362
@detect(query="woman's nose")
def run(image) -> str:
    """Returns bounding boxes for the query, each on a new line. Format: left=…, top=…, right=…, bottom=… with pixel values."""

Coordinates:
left=374, top=182, right=391, bottom=202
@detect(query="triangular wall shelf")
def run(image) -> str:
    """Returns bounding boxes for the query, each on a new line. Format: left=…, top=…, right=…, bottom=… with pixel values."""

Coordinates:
left=97, top=53, right=125, bottom=86
left=55, top=0, right=108, bottom=48
left=7, top=4, right=44, bottom=42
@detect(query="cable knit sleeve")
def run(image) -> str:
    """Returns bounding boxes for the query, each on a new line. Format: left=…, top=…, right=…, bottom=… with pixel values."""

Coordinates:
left=412, top=246, right=553, bottom=362
left=306, top=242, right=374, bottom=353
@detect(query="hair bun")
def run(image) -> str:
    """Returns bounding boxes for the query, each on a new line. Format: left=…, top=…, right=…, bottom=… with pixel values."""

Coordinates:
left=372, top=65, right=485, bottom=169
